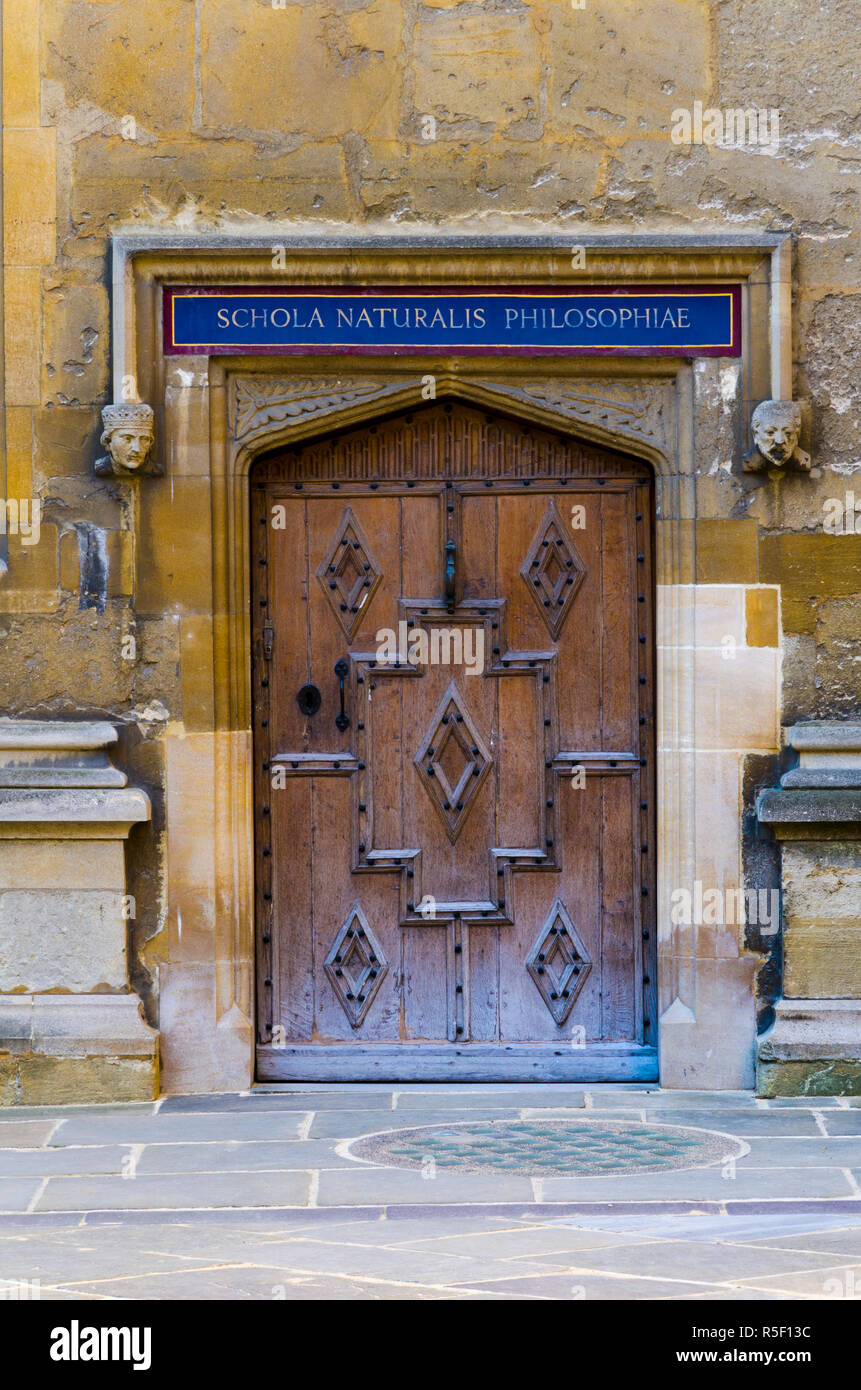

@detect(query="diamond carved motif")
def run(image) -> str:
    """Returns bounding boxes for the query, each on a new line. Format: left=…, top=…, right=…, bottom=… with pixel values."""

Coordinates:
left=526, top=899, right=592, bottom=1025
left=413, top=682, right=493, bottom=845
left=324, top=903, right=388, bottom=1028
left=316, top=508, right=383, bottom=640
left=520, top=500, right=586, bottom=639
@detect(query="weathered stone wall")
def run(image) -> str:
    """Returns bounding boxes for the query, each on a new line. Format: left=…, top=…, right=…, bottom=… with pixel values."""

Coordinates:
left=1, top=0, right=859, bottom=1062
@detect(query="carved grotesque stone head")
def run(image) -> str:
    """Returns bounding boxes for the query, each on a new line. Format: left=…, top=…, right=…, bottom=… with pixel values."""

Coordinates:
left=745, top=400, right=810, bottom=472
left=95, top=403, right=160, bottom=478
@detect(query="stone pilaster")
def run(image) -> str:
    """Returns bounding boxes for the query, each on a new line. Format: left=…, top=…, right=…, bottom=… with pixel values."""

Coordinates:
left=756, top=723, right=861, bottom=1096
left=0, top=721, right=157, bottom=1105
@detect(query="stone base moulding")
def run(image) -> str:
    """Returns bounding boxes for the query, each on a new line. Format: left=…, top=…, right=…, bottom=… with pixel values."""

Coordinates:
left=757, top=723, right=861, bottom=1096
left=0, top=721, right=157, bottom=1106
left=758, top=1000, right=861, bottom=1097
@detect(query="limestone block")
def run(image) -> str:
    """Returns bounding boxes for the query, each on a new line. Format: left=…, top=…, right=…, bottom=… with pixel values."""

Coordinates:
left=0, top=839, right=124, bottom=891
left=353, top=138, right=602, bottom=220
left=413, top=6, right=541, bottom=136
left=3, top=0, right=40, bottom=127
left=659, top=956, right=758, bottom=1090
left=69, top=134, right=352, bottom=235
left=0, top=890, right=129, bottom=992
left=3, top=266, right=41, bottom=405
left=760, top=534, right=861, bottom=603
left=745, top=589, right=780, bottom=648
left=659, top=645, right=780, bottom=753
left=0, top=611, right=136, bottom=710
left=43, top=284, right=110, bottom=410
left=200, top=1, right=401, bottom=140
left=2, top=129, right=56, bottom=266
left=50, top=0, right=195, bottom=130
left=715, top=0, right=857, bottom=130
left=695, top=520, right=759, bottom=584
left=781, top=842, right=861, bottom=998
left=657, top=584, right=746, bottom=649
left=542, top=0, right=711, bottom=141
left=159, top=961, right=253, bottom=1095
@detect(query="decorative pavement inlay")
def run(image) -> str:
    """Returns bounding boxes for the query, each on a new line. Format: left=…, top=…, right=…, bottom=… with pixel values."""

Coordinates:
left=348, top=1119, right=745, bottom=1176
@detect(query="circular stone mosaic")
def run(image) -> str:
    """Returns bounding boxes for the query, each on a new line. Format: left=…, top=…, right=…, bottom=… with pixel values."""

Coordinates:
left=349, top=1119, right=744, bottom=1176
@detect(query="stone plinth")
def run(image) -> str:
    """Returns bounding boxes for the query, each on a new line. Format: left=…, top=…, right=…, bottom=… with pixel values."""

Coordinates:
left=757, top=723, right=861, bottom=1096
left=0, top=721, right=157, bottom=1105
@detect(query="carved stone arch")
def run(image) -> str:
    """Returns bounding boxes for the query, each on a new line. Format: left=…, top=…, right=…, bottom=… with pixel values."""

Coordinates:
left=230, top=371, right=672, bottom=477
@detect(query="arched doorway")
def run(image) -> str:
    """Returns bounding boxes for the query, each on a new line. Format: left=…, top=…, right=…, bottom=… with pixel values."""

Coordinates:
left=250, top=401, right=656, bottom=1081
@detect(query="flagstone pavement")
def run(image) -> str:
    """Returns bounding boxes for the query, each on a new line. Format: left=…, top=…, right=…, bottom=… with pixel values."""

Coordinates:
left=2, top=1084, right=861, bottom=1300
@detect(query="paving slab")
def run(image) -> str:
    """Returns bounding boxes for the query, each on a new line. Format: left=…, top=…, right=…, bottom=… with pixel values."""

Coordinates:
left=0, top=1145, right=131, bottom=1177
left=760, top=1097, right=843, bottom=1108
left=160, top=1092, right=400, bottom=1114
left=0, top=1104, right=156, bottom=1123
left=50, top=1113, right=311, bottom=1147
left=735, top=1136, right=861, bottom=1167
left=448, top=1271, right=715, bottom=1298
left=315, top=1165, right=534, bottom=1206
left=0, top=1121, right=59, bottom=1148
left=528, top=1237, right=849, bottom=1282
left=820, top=1111, right=861, bottom=1135
left=733, top=1262, right=861, bottom=1298
left=748, top=1227, right=861, bottom=1259
left=648, top=1109, right=821, bottom=1136
left=675, top=1289, right=809, bottom=1301
left=33, top=1170, right=313, bottom=1213
left=582, top=1091, right=761, bottom=1109
left=392, top=1225, right=654, bottom=1259
left=49, top=1268, right=508, bottom=1301
left=538, top=1166, right=857, bottom=1201
left=307, top=1107, right=505, bottom=1139
left=189, top=1236, right=555, bottom=1285
left=135, top=1141, right=354, bottom=1174
left=390, top=1090, right=587, bottom=1111
left=555, top=1211, right=861, bottom=1243
left=0, top=1178, right=42, bottom=1213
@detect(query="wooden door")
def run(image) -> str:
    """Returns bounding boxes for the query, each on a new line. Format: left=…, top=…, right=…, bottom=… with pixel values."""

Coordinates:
left=252, top=403, right=656, bottom=1082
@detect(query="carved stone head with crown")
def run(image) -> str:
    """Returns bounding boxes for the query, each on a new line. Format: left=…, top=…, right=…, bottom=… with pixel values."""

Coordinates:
left=94, top=403, right=161, bottom=478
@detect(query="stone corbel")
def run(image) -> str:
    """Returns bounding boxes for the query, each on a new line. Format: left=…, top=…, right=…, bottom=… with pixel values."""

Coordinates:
left=743, top=399, right=812, bottom=474
left=94, top=402, right=162, bottom=479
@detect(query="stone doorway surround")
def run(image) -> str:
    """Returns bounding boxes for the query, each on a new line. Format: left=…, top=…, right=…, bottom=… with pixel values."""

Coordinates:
left=22, top=234, right=793, bottom=1098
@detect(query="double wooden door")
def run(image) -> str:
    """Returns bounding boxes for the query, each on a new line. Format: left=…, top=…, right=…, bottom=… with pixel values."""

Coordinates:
left=252, top=403, right=656, bottom=1081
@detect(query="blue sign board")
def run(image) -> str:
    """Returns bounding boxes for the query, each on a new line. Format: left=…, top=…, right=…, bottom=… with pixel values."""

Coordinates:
left=164, top=286, right=741, bottom=358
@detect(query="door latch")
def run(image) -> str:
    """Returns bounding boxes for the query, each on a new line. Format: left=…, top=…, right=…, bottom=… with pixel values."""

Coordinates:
left=262, top=620, right=274, bottom=660
left=444, top=540, right=457, bottom=614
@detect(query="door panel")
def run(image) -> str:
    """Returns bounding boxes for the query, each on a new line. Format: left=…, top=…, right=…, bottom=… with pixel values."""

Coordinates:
left=252, top=403, right=656, bottom=1081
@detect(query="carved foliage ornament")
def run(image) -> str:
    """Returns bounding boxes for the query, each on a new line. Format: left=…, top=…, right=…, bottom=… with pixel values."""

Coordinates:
left=744, top=400, right=811, bottom=474
left=233, top=377, right=400, bottom=443
left=94, top=403, right=161, bottom=478
left=231, top=375, right=668, bottom=457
